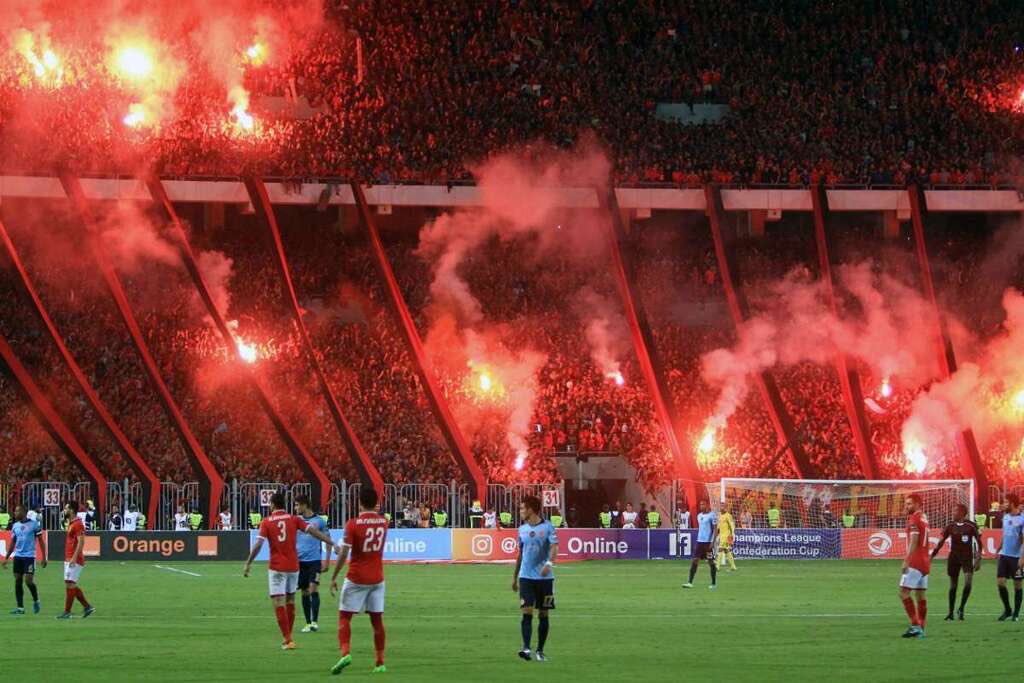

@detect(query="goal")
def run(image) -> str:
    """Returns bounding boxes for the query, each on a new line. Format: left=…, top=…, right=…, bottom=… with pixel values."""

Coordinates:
left=712, top=479, right=974, bottom=560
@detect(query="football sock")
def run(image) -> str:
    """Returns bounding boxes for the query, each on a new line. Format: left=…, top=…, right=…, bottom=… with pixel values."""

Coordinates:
left=14, top=576, right=24, bottom=608
left=64, top=587, right=74, bottom=613
left=338, top=611, right=354, bottom=656
left=311, top=592, right=321, bottom=622
left=369, top=612, right=386, bottom=665
left=709, top=561, right=718, bottom=585
left=27, top=582, right=38, bottom=602
left=901, top=597, right=918, bottom=625
left=916, top=598, right=927, bottom=627
left=521, top=613, right=533, bottom=650
left=302, top=594, right=312, bottom=624
left=727, top=552, right=736, bottom=570
left=286, top=601, right=296, bottom=633
left=999, top=585, right=1011, bottom=612
left=688, top=561, right=698, bottom=583
left=538, top=616, right=549, bottom=652
left=959, top=582, right=972, bottom=611
left=1014, top=589, right=1022, bottom=618
left=947, top=585, right=957, bottom=614
left=74, top=588, right=90, bottom=609
left=275, top=605, right=290, bottom=640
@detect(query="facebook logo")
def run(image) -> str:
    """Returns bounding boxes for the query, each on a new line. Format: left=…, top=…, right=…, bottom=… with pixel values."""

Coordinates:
left=650, top=530, right=695, bottom=559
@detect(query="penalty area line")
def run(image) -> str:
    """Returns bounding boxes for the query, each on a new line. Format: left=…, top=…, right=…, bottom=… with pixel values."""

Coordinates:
left=154, top=564, right=202, bottom=577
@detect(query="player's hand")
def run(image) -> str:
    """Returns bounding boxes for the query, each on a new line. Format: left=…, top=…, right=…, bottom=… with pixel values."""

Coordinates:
left=541, top=564, right=551, bottom=578
left=512, top=579, right=518, bottom=592
left=900, top=560, right=908, bottom=573
left=41, top=559, right=47, bottom=569
left=330, top=580, right=339, bottom=596
left=728, top=536, right=734, bottom=546
left=1, top=559, right=7, bottom=570
left=320, top=560, right=329, bottom=574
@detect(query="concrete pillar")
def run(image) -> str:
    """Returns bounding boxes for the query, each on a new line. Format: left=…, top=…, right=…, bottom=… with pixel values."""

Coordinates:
left=749, top=209, right=766, bottom=237
left=882, top=210, right=900, bottom=240
left=203, top=202, right=225, bottom=231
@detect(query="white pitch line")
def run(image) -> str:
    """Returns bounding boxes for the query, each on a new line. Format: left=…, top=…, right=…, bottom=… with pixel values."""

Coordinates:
left=154, top=564, right=202, bottom=577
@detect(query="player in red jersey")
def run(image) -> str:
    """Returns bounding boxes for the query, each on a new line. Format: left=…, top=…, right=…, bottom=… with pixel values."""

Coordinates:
left=243, top=493, right=339, bottom=650
left=57, top=500, right=95, bottom=620
left=329, top=486, right=389, bottom=675
left=898, top=493, right=930, bottom=638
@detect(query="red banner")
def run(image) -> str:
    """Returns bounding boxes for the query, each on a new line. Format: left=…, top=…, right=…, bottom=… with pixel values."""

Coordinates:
left=841, top=528, right=1003, bottom=559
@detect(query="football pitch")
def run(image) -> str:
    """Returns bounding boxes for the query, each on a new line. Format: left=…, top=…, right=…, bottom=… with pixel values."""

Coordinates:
left=2, top=560, right=1020, bottom=681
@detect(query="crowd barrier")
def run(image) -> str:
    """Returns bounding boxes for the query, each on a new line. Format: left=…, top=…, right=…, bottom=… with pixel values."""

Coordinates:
left=12, top=528, right=1008, bottom=564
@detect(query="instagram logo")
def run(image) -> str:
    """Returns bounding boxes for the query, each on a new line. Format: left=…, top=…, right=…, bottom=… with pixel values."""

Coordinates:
left=471, top=535, right=494, bottom=557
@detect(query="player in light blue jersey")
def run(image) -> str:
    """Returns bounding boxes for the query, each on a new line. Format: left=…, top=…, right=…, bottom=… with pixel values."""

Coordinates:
left=683, top=499, right=718, bottom=590
left=294, top=495, right=331, bottom=633
left=2, top=505, right=48, bottom=614
left=513, top=495, right=558, bottom=663
left=996, top=494, right=1024, bottom=621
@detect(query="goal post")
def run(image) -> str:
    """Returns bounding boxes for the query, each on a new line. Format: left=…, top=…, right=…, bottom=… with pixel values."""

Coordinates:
left=710, top=479, right=975, bottom=560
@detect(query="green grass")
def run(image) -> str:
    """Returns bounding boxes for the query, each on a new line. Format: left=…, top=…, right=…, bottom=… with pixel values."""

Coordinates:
left=1, top=560, right=1020, bottom=681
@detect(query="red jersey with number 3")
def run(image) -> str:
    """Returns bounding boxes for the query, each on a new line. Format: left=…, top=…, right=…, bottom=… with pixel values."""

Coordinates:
left=259, top=510, right=309, bottom=572
left=906, top=510, right=930, bottom=574
left=65, top=517, right=86, bottom=565
left=344, top=512, right=388, bottom=584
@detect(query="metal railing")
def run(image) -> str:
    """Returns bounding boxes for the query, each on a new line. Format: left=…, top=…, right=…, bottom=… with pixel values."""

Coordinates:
left=6, top=479, right=572, bottom=529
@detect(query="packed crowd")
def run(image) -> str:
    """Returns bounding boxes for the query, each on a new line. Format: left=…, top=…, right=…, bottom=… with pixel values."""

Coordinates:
left=2, top=200, right=1023, bottom=496
left=2, top=1, right=1024, bottom=183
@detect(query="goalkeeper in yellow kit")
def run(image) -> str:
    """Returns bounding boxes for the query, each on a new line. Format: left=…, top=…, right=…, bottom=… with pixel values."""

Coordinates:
left=717, top=508, right=737, bottom=571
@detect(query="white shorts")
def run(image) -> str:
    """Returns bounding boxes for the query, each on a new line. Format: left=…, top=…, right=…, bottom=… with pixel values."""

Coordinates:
left=339, top=579, right=385, bottom=614
left=899, top=567, right=929, bottom=590
left=268, top=570, right=299, bottom=597
left=64, top=562, right=84, bottom=583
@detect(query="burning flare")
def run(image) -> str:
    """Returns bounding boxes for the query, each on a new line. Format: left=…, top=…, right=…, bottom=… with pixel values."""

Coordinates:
left=237, top=341, right=258, bottom=364
left=698, top=430, right=715, bottom=454
left=880, top=378, right=893, bottom=398
left=904, top=444, right=927, bottom=474
left=123, top=103, right=147, bottom=128
left=606, top=371, right=625, bottom=386
left=478, top=372, right=492, bottom=392
left=116, top=46, right=154, bottom=79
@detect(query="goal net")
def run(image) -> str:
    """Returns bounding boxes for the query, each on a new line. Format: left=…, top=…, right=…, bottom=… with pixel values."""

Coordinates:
left=711, top=479, right=974, bottom=560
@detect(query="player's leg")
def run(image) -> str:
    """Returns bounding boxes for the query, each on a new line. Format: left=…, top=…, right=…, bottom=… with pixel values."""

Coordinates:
left=958, top=570, right=972, bottom=620
left=1013, top=577, right=1023, bottom=621
left=271, top=594, right=290, bottom=644
left=684, top=554, right=700, bottom=587
left=332, top=580, right=367, bottom=674
left=300, top=569, right=313, bottom=630
left=914, top=589, right=927, bottom=632
left=536, top=608, right=550, bottom=660
left=726, top=547, right=737, bottom=571
left=365, top=583, right=386, bottom=671
left=12, top=571, right=25, bottom=613
left=519, top=606, right=534, bottom=659
left=285, top=593, right=297, bottom=637
left=24, top=570, right=39, bottom=613
left=945, top=562, right=959, bottom=620
left=899, top=585, right=919, bottom=636
left=997, top=560, right=1012, bottom=620
left=707, top=555, right=718, bottom=588
left=310, top=578, right=321, bottom=629
left=368, top=612, right=386, bottom=670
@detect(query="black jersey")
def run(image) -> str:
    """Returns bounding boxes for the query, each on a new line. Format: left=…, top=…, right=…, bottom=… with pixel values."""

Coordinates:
left=941, top=520, right=980, bottom=559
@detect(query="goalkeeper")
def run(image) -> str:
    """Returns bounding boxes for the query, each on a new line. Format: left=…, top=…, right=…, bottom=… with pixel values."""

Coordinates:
left=717, top=506, right=737, bottom=571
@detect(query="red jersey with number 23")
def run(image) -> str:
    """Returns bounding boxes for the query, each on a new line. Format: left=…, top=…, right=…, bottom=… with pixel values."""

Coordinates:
left=343, top=512, right=388, bottom=584
left=259, top=510, right=309, bottom=572
left=906, top=510, right=930, bottom=574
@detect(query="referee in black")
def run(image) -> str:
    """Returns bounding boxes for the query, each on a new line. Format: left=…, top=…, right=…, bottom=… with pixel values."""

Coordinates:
left=930, top=503, right=982, bottom=621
